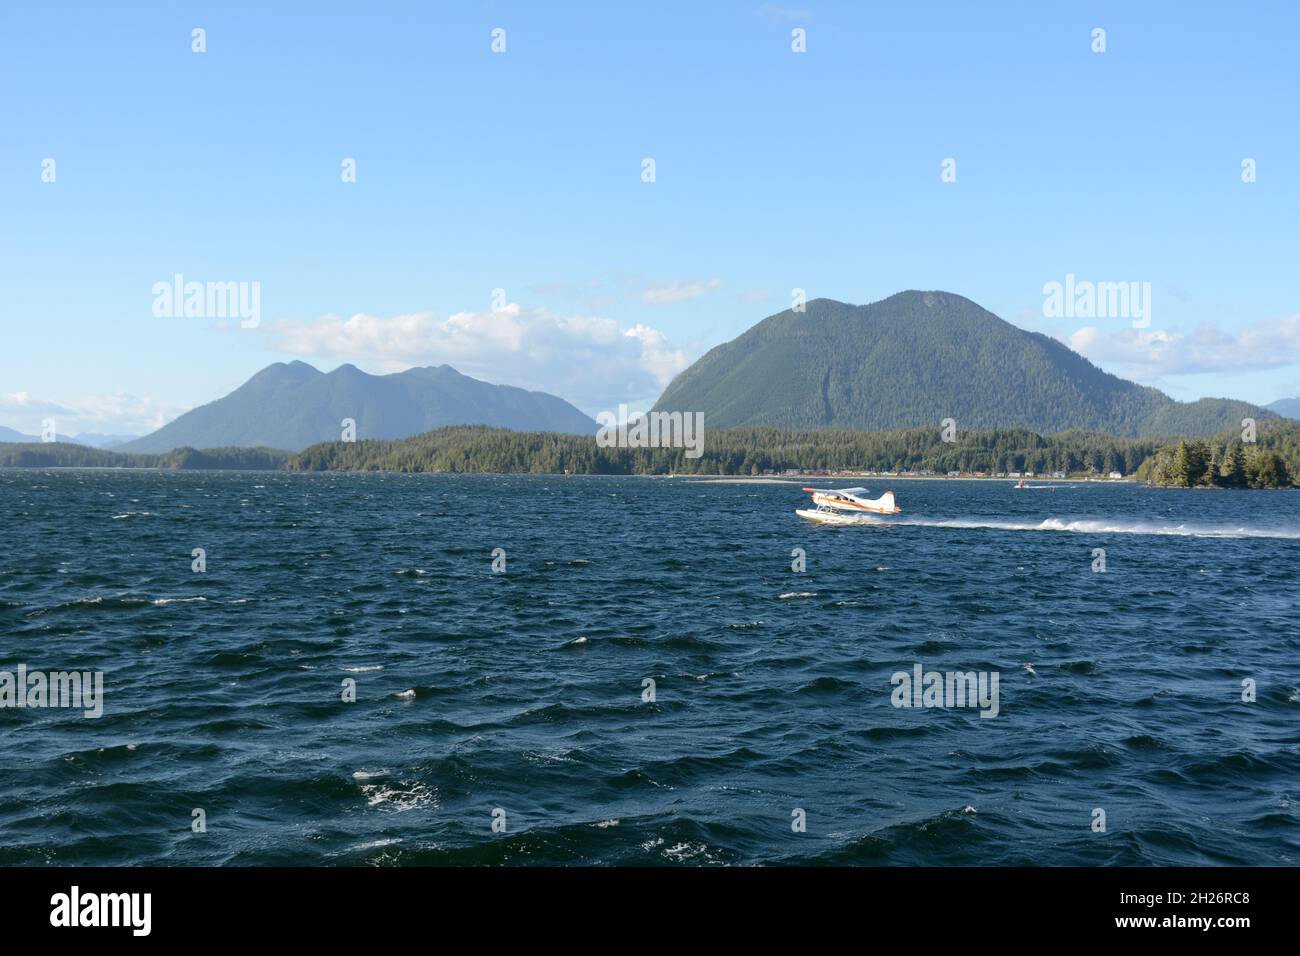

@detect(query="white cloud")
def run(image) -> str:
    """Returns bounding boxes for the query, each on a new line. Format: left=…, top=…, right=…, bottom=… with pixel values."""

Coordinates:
left=639, top=277, right=722, bottom=305
left=0, top=391, right=75, bottom=418
left=1066, top=313, right=1300, bottom=379
left=269, top=304, right=691, bottom=412
left=0, top=390, right=178, bottom=437
left=623, top=323, right=689, bottom=387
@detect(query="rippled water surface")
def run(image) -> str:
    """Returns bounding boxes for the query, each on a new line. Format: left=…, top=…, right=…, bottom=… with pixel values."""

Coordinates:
left=1, top=470, right=1297, bottom=865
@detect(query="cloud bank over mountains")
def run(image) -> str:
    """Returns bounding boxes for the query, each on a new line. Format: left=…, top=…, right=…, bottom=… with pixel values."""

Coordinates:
left=6, top=286, right=1298, bottom=438
left=269, top=302, right=690, bottom=413
left=1066, top=311, right=1300, bottom=379
left=0, top=390, right=178, bottom=440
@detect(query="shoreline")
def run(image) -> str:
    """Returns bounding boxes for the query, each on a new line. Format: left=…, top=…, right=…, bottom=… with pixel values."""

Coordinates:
left=1, top=465, right=1132, bottom=484
left=2, top=465, right=1289, bottom=494
left=683, top=474, right=1134, bottom=484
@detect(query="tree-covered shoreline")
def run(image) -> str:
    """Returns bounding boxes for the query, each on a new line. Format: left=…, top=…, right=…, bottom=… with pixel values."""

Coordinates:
left=1136, top=436, right=1293, bottom=489
left=286, top=425, right=1160, bottom=477
left=2, top=420, right=1296, bottom=486
left=0, top=444, right=289, bottom=470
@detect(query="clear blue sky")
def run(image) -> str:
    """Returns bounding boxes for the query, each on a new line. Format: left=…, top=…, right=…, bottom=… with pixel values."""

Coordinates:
left=2, top=1, right=1297, bottom=435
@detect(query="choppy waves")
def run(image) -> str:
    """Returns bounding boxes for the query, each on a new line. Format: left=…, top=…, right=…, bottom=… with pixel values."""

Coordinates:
left=1, top=471, right=1297, bottom=866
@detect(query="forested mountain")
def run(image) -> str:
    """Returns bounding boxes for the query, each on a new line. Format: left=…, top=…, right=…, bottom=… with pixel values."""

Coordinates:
left=652, top=291, right=1275, bottom=437
left=117, top=362, right=598, bottom=452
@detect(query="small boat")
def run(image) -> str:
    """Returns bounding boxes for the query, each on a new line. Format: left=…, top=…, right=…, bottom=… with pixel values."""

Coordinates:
left=1013, top=479, right=1028, bottom=489
left=796, top=486, right=900, bottom=523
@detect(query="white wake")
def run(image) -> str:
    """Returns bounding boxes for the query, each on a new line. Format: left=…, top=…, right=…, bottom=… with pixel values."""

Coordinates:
left=889, top=516, right=1300, bottom=540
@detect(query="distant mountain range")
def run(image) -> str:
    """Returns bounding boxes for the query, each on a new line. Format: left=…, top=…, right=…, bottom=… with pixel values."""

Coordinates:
left=0, top=425, right=136, bottom=448
left=653, top=291, right=1276, bottom=438
left=116, top=362, right=598, bottom=453
left=0, top=425, right=38, bottom=443
left=5, top=293, right=1288, bottom=454
left=1267, top=397, right=1300, bottom=419
left=68, top=432, right=137, bottom=449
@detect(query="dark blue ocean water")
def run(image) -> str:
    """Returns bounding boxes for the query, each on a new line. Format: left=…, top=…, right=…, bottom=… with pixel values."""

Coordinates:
left=1, top=470, right=1297, bottom=866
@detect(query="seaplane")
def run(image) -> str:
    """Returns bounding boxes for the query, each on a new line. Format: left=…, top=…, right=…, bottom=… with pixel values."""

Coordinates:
left=796, top=486, right=900, bottom=524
